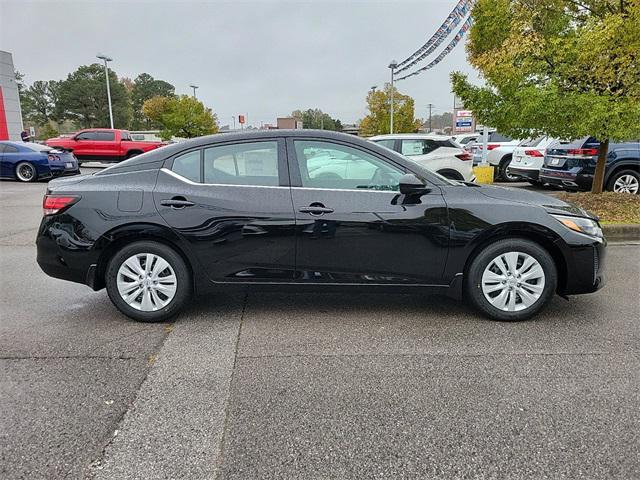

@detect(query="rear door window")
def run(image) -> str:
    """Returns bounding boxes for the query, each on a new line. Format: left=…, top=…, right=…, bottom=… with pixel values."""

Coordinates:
left=400, top=139, right=438, bottom=156
left=204, top=141, right=279, bottom=186
left=94, top=131, right=115, bottom=141
left=171, top=150, right=201, bottom=183
left=488, top=132, right=513, bottom=142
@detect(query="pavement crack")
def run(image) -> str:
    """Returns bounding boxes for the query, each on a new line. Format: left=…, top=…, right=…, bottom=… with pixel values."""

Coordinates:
left=0, top=355, right=137, bottom=360
left=214, top=291, right=247, bottom=480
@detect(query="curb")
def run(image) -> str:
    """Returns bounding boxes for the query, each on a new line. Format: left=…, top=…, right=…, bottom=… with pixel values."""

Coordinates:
left=602, top=224, right=640, bottom=242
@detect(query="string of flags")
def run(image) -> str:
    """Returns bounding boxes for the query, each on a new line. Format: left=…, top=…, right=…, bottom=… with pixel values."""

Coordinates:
left=396, top=15, right=473, bottom=81
left=395, top=0, right=473, bottom=74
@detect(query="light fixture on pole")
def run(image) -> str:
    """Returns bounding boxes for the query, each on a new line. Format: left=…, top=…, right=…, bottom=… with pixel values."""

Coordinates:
left=388, top=60, right=398, bottom=134
left=427, top=103, right=435, bottom=133
left=189, top=84, right=199, bottom=98
left=96, top=54, right=114, bottom=129
left=370, top=85, right=377, bottom=93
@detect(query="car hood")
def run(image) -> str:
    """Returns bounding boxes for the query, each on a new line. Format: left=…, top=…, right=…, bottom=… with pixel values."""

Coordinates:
left=474, top=184, right=595, bottom=219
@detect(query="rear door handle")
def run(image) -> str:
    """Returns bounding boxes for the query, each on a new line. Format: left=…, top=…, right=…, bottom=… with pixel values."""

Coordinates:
left=160, top=198, right=195, bottom=208
left=299, top=206, right=334, bottom=216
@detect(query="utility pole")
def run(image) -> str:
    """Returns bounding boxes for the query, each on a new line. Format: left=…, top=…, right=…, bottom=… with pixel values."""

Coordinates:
left=388, top=60, right=398, bottom=133
left=427, top=103, right=434, bottom=133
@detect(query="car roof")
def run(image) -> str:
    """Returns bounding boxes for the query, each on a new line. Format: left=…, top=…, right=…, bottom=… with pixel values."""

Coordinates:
left=96, top=129, right=451, bottom=186
left=369, top=133, right=452, bottom=140
left=0, top=140, right=23, bottom=146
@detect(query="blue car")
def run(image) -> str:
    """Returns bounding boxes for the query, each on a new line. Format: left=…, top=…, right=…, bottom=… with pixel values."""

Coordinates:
left=0, top=141, right=80, bottom=182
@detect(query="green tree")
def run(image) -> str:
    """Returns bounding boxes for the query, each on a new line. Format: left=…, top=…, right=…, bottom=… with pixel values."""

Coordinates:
left=360, top=83, right=422, bottom=136
left=291, top=108, right=343, bottom=131
left=55, top=64, right=132, bottom=129
left=21, top=80, right=62, bottom=126
left=143, top=95, right=218, bottom=140
left=130, top=73, right=175, bottom=130
left=452, top=0, right=640, bottom=193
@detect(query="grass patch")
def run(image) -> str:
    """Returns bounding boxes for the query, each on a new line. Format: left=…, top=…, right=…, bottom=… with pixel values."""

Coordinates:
left=555, top=191, right=640, bottom=224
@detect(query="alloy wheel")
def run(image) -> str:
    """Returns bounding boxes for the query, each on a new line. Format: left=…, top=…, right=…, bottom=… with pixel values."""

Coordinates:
left=16, top=163, right=35, bottom=182
left=481, top=251, right=545, bottom=312
left=613, top=174, right=639, bottom=194
left=116, top=253, right=177, bottom=311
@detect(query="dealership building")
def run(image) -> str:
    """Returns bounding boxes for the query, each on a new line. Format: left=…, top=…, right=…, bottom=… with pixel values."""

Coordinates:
left=0, top=50, right=23, bottom=141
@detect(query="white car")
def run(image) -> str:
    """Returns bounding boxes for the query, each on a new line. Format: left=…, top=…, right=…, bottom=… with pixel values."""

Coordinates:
left=469, top=132, right=521, bottom=181
left=507, top=137, right=559, bottom=185
left=450, top=133, right=480, bottom=147
left=369, top=134, right=475, bottom=182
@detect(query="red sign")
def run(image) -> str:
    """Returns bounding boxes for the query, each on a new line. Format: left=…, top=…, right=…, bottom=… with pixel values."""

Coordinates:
left=238, top=115, right=245, bottom=124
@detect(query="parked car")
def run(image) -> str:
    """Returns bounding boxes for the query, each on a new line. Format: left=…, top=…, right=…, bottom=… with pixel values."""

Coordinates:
left=451, top=133, right=480, bottom=147
left=45, top=128, right=164, bottom=164
left=469, top=132, right=522, bottom=181
left=369, top=134, right=474, bottom=182
left=37, top=130, right=606, bottom=323
left=508, top=136, right=560, bottom=185
left=0, top=141, right=79, bottom=182
left=540, top=138, right=640, bottom=194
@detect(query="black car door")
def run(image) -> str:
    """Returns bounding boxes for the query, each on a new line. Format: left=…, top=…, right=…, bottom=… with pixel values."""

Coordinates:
left=286, top=137, right=449, bottom=284
left=154, top=138, right=297, bottom=283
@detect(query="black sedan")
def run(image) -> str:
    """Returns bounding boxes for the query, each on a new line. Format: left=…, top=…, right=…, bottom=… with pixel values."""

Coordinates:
left=36, top=130, right=606, bottom=322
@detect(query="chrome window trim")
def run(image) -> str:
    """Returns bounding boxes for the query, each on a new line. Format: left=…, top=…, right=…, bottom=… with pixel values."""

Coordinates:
left=291, top=186, right=399, bottom=194
left=160, top=167, right=288, bottom=189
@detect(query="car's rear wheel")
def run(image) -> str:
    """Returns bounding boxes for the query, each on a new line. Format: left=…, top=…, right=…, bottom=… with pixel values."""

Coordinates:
left=15, top=162, right=37, bottom=182
left=126, top=151, right=142, bottom=159
left=105, top=241, right=191, bottom=322
left=498, top=156, right=520, bottom=182
left=466, top=239, right=557, bottom=321
left=607, top=169, right=639, bottom=194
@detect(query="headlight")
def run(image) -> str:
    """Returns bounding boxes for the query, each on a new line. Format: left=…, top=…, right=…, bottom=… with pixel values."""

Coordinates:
left=552, top=214, right=603, bottom=239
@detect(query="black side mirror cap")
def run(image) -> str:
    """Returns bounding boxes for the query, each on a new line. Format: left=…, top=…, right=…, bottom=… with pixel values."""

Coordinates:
left=399, top=173, right=431, bottom=196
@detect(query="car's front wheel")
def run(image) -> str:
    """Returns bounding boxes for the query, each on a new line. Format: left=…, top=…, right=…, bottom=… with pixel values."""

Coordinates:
left=466, top=239, right=557, bottom=321
left=15, top=162, right=37, bottom=182
left=105, top=241, right=191, bottom=322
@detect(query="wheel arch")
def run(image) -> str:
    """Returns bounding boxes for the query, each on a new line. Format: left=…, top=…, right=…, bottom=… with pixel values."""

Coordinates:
left=91, top=223, right=199, bottom=292
left=461, top=223, right=568, bottom=295
left=604, top=161, right=640, bottom=187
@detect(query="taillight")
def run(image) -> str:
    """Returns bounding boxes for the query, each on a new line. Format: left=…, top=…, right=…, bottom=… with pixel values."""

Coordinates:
left=567, top=148, right=598, bottom=156
left=43, top=195, right=80, bottom=215
left=455, top=152, right=472, bottom=161
left=47, top=154, right=60, bottom=162
left=486, top=144, right=500, bottom=150
left=524, top=149, right=544, bottom=157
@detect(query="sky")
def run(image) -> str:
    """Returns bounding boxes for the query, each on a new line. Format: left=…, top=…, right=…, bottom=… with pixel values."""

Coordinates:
left=1, top=0, right=481, bottom=128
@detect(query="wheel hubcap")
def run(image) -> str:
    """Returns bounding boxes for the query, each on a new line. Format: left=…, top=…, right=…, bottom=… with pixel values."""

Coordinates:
left=481, top=251, right=545, bottom=312
left=18, top=165, right=33, bottom=180
left=613, top=175, right=639, bottom=194
left=116, top=253, right=177, bottom=311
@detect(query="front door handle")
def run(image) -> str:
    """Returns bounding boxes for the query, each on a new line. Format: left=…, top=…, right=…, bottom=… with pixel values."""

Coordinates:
left=299, top=204, right=334, bottom=216
left=160, top=197, right=195, bottom=209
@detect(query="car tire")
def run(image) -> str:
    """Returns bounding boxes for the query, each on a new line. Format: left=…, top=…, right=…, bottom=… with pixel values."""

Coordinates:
left=606, top=169, right=640, bottom=194
left=125, top=151, right=142, bottom=160
left=498, top=156, right=519, bottom=182
left=105, top=241, right=192, bottom=322
left=15, top=162, right=38, bottom=182
left=465, top=238, right=557, bottom=321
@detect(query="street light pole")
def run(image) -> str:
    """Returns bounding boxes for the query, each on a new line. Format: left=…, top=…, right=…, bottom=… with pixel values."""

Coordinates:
left=388, top=60, right=398, bottom=134
left=96, top=54, right=114, bottom=129
left=189, top=84, right=199, bottom=98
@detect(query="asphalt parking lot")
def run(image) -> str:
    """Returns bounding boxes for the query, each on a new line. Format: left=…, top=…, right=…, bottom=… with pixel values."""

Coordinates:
left=1, top=169, right=639, bottom=479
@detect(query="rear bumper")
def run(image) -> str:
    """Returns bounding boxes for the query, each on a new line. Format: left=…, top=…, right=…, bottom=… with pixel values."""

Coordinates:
left=36, top=215, right=99, bottom=289
left=540, top=169, right=593, bottom=190
left=508, top=166, right=539, bottom=181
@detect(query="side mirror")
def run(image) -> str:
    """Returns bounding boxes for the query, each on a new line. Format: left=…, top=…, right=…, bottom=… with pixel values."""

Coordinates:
left=399, top=173, right=430, bottom=196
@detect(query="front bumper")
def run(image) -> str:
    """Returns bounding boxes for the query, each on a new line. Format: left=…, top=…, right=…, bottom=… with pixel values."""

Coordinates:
left=559, top=237, right=606, bottom=295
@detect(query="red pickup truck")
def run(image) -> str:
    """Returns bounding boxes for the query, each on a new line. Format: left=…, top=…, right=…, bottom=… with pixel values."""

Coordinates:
left=45, top=129, right=164, bottom=163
